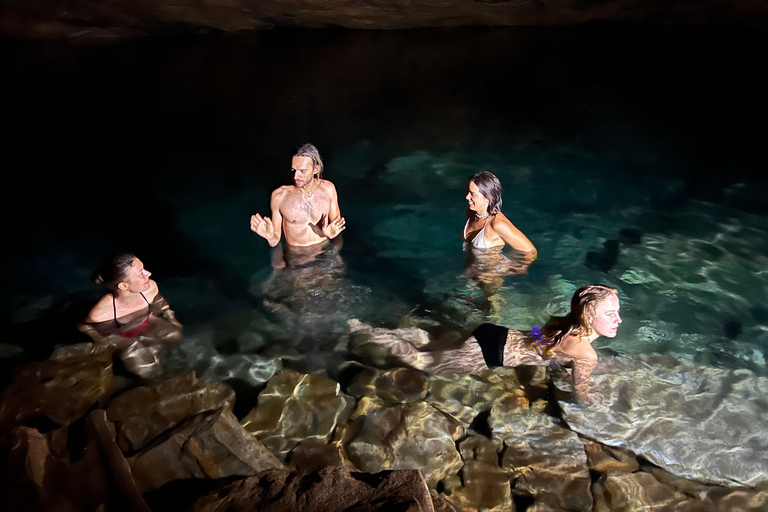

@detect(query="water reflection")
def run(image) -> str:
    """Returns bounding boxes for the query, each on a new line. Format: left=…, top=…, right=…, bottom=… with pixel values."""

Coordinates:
left=462, top=245, right=534, bottom=318
left=262, top=237, right=346, bottom=306
left=259, top=237, right=357, bottom=370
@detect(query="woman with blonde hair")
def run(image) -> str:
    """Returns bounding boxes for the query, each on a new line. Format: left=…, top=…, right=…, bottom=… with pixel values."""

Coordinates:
left=365, top=284, right=621, bottom=404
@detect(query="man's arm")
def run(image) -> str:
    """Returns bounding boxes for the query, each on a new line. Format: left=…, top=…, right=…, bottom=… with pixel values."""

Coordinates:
left=250, top=189, right=284, bottom=247
left=321, top=181, right=345, bottom=239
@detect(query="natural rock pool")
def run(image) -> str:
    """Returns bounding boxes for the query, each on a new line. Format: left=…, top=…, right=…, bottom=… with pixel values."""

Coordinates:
left=2, top=23, right=767, bottom=510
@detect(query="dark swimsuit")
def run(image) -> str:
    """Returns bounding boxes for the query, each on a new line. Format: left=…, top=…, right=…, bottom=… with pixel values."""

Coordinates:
left=473, top=323, right=509, bottom=367
left=114, top=292, right=151, bottom=338
left=473, top=323, right=556, bottom=368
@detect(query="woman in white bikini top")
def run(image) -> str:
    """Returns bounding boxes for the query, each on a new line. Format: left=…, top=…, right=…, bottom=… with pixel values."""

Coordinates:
left=463, top=171, right=538, bottom=256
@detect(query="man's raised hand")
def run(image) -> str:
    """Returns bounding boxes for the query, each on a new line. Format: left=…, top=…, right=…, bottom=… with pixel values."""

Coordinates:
left=250, top=214, right=275, bottom=240
left=321, top=215, right=346, bottom=239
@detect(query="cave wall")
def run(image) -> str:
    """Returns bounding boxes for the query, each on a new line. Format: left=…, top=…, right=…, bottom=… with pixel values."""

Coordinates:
left=1, top=0, right=767, bottom=39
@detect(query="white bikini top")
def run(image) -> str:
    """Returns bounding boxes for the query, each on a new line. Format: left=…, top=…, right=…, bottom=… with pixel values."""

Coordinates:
left=464, top=217, right=491, bottom=249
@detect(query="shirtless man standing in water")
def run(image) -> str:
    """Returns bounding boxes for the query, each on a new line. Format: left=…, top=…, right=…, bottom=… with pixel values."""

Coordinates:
left=250, top=144, right=345, bottom=252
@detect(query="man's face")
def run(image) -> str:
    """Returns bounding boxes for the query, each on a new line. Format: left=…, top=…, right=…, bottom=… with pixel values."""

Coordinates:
left=291, top=156, right=316, bottom=189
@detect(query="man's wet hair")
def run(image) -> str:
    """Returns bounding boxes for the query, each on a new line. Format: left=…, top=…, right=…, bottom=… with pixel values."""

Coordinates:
left=295, top=143, right=324, bottom=180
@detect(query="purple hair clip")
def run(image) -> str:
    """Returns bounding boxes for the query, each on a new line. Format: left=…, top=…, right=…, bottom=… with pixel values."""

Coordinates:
left=531, top=325, right=550, bottom=349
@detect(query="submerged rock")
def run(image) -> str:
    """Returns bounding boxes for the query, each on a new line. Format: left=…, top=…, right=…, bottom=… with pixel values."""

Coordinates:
left=561, top=354, right=768, bottom=487
left=442, top=435, right=512, bottom=512
left=591, top=463, right=768, bottom=511
left=426, top=367, right=528, bottom=429
left=240, top=370, right=354, bottom=462
left=491, top=405, right=592, bottom=512
left=592, top=471, right=694, bottom=512
left=192, top=466, right=434, bottom=512
left=129, top=407, right=283, bottom=492
left=346, top=401, right=464, bottom=488
left=0, top=342, right=114, bottom=431
left=582, top=438, right=640, bottom=475
left=106, top=371, right=235, bottom=452
left=345, top=364, right=429, bottom=405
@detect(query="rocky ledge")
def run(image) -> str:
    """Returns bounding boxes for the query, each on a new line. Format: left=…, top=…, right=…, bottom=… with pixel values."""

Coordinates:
left=1, top=327, right=767, bottom=511
left=2, top=0, right=768, bottom=39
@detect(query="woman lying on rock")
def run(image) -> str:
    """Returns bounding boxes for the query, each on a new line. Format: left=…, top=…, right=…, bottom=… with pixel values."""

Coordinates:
left=78, top=253, right=183, bottom=378
left=364, top=284, right=621, bottom=404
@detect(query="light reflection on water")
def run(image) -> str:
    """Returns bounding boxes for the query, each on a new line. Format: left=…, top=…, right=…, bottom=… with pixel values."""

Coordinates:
left=147, top=144, right=768, bottom=388
left=2, top=28, right=767, bottom=392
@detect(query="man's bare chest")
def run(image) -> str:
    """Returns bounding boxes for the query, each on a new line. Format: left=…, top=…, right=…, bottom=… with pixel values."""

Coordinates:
left=281, top=191, right=329, bottom=224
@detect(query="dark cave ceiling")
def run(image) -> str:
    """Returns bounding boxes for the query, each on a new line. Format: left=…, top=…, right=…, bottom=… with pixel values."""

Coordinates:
left=1, top=0, right=767, bottom=39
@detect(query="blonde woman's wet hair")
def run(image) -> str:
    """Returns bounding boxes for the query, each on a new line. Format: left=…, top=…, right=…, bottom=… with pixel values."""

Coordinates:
left=295, top=143, right=324, bottom=180
left=542, top=284, right=618, bottom=354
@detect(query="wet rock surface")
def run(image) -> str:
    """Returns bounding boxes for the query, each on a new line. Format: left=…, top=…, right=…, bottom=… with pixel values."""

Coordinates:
left=129, top=407, right=283, bottom=492
left=427, top=367, right=528, bottom=429
left=240, top=369, right=355, bottom=462
left=0, top=410, right=151, bottom=512
left=492, top=405, right=592, bottom=511
left=3, top=334, right=768, bottom=511
left=106, top=371, right=235, bottom=451
left=561, top=354, right=768, bottom=487
left=192, top=466, right=435, bottom=512
left=345, top=364, right=430, bottom=405
left=442, top=435, right=512, bottom=512
left=0, top=342, right=115, bottom=431
left=347, top=401, right=464, bottom=488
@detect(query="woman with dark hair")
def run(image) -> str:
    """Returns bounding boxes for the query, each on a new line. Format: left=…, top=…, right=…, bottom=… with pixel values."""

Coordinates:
left=78, top=253, right=182, bottom=378
left=363, top=284, right=622, bottom=404
left=464, top=171, right=536, bottom=255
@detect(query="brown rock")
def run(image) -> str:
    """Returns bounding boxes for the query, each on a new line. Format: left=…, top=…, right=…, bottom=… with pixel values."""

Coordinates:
left=345, top=365, right=429, bottom=405
left=346, top=401, right=464, bottom=488
left=192, top=466, right=435, bottom=512
left=443, top=435, right=513, bottom=512
left=287, top=423, right=351, bottom=470
left=0, top=342, right=114, bottom=431
left=106, top=371, right=235, bottom=451
left=710, top=482, right=768, bottom=512
left=430, top=491, right=461, bottom=512
left=0, top=409, right=151, bottom=512
left=493, top=406, right=591, bottom=512
left=427, top=368, right=528, bottom=429
left=128, top=407, right=283, bottom=492
left=240, top=370, right=354, bottom=462
left=582, top=438, right=640, bottom=474
left=592, top=471, right=690, bottom=512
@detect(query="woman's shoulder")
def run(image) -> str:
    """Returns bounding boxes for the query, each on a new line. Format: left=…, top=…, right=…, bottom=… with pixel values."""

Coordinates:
left=552, top=335, right=598, bottom=360
left=489, top=211, right=512, bottom=226
left=86, top=294, right=114, bottom=323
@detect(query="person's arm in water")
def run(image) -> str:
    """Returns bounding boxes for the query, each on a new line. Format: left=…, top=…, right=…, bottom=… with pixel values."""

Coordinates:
left=250, top=188, right=285, bottom=247
left=554, top=341, right=598, bottom=404
left=319, top=181, right=346, bottom=240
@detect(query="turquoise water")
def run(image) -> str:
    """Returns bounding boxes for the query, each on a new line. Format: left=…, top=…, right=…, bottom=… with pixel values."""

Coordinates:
left=2, top=26, right=767, bottom=391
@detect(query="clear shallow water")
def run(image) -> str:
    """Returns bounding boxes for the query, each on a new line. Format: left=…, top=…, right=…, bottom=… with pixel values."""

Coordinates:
left=2, top=26, right=767, bottom=390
